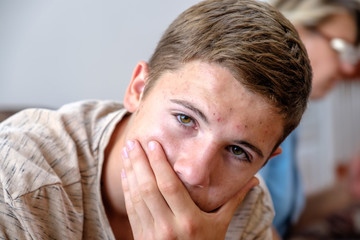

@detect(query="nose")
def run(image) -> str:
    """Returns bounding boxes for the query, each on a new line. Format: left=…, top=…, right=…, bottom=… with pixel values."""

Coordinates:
left=173, top=141, right=218, bottom=188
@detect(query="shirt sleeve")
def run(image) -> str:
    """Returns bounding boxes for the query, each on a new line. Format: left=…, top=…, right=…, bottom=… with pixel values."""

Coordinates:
left=0, top=109, right=84, bottom=239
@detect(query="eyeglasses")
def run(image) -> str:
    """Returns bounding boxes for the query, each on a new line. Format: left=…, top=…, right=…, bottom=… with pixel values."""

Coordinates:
left=330, top=38, right=359, bottom=65
left=314, top=28, right=360, bottom=65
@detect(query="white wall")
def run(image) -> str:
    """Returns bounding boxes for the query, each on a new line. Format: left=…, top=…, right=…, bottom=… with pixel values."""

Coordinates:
left=0, top=0, right=201, bottom=109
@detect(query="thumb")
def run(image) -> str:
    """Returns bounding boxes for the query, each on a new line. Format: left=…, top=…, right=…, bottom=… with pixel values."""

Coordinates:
left=215, top=176, right=259, bottom=220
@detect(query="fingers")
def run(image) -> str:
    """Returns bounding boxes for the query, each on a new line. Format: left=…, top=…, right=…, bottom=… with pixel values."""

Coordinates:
left=120, top=168, right=142, bottom=236
left=236, top=176, right=260, bottom=202
left=121, top=143, right=154, bottom=233
left=122, top=140, right=175, bottom=227
left=121, top=138, right=258, bottom=239
left=146, top=141, right=197, bottom=216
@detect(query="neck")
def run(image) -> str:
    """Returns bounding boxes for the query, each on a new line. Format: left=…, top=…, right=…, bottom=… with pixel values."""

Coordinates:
left=105, top=209, right=134, bottom=240
left=101, top=113, right=133, bottom=238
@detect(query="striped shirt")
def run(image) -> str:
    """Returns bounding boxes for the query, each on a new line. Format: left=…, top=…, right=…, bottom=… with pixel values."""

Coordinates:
left=0, top=100, right=273, bottom=240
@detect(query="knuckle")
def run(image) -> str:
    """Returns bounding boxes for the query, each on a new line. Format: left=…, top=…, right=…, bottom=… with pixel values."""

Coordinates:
left=139, top=181, right=158, bottom=197
left=157, top=181, right=180, bottom=195
left=158, top=223, right=176, bottom=240
left=180, top=216, right=198, bottom=237
left=130, top=191, right=142, bottom=204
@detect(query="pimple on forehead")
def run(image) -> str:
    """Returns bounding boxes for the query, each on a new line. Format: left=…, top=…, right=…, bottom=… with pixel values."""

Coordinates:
left=236, top=124, right=248, bottom=130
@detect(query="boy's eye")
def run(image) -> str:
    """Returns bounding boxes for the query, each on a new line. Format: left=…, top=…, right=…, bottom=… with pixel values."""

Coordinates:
left=179, top=115, right=191, bottom=123
left=176, top=114, right=195, bottom=127
left=230, top=145, right=244, bottom=155
left=228, top=145, right=250, bottom=162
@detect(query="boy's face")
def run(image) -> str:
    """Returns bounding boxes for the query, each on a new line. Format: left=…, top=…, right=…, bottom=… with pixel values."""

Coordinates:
left=124, top=60, right=283, bottom=212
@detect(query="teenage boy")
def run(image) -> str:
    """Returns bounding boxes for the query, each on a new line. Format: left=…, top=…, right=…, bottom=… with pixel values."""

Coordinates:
left=0, top=0, right=312, bottom=239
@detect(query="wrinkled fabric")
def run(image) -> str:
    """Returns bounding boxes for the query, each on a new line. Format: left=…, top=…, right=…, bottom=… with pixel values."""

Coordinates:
left=0, top=100, right=274, bottom=239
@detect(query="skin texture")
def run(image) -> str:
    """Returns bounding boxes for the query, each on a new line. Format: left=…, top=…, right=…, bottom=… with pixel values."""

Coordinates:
left=102, top=60, right=283, bottom=239
left=296, top=11, right=357, bottom=99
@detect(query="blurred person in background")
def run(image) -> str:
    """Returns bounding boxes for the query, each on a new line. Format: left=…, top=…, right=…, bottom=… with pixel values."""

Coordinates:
left=260, top=0, right=360, bottom=239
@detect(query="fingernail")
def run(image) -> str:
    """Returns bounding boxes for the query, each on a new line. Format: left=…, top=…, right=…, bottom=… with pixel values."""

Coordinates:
left=122, top=147, right=128, bottom=159
left=126, top=140, right=135, bottom=151
left=148, top=141, right=156, bottom=151
left=121, top=169, right=126, bottom=179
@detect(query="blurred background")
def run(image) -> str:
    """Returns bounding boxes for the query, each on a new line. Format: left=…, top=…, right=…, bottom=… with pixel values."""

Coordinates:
left=0, top=0, right=201, bottom=108
left=299, top=82, right=360, bottom=195
left=1, top=1, right=360, bottom=238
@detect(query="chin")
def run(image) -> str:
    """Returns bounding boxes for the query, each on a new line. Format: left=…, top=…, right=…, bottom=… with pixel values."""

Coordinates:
left=194, top=199, right=222, bottom=213
left=198, top=204, right=219, bottom=213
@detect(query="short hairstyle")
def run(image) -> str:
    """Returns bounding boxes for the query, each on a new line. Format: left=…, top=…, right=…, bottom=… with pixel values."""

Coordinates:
left=269, top=0, right=360, bottom=45
left=144, top=0, right=312, bottom=148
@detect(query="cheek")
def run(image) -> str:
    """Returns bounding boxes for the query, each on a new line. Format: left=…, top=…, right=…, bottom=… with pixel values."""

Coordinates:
left=314, top=57, right=337, bottom=77
left=213, top=169, right=256, bottom=204
left=153, top=125, right=183, bottom=166
left=127, top=110, right=169, bottom=151
left=133, top=118, right=180, bottom=166
left=308, top=43, right=338, bottom=77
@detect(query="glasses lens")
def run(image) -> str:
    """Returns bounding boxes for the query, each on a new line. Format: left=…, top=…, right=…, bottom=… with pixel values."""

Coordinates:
left=330, top=38, right=359, bottom=65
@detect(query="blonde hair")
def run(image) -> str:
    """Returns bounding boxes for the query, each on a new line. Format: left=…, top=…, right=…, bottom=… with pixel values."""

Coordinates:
left=269, top=0, right=360, bottom=43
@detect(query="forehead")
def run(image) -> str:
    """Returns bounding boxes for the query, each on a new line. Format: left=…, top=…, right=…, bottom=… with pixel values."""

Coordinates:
left=320, top=11, right=357, bottom=44
left=147, top=60, right=284, bottom=158
left=155, top=60, right=269, bottom=104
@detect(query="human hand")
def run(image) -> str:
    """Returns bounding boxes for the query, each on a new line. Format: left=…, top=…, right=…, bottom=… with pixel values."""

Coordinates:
left=121, top=139, right=259, bottom=240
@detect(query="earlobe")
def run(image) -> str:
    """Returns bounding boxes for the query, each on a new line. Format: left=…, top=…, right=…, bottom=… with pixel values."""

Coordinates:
left=123, top=61, right=148, bottom=112
left=270, top=147, right=282, bottom=159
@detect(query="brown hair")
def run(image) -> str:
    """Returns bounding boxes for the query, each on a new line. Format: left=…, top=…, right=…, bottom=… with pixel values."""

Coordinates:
left=144, top=0, right=312, bottom=148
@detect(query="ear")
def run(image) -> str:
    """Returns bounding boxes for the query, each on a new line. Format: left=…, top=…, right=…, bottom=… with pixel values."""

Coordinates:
left=269, top=146, right=282, bottom=159
left=124, top=61, right=148, bottom=113
left=262, top=146, right=282, bottom=167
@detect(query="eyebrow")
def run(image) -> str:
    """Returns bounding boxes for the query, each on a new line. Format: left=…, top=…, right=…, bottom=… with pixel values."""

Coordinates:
left=170, top=98, right=264, bottom=159
left=170, top=99, right=209, bottom=124
left=235, top=140, right=264, bottom=159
